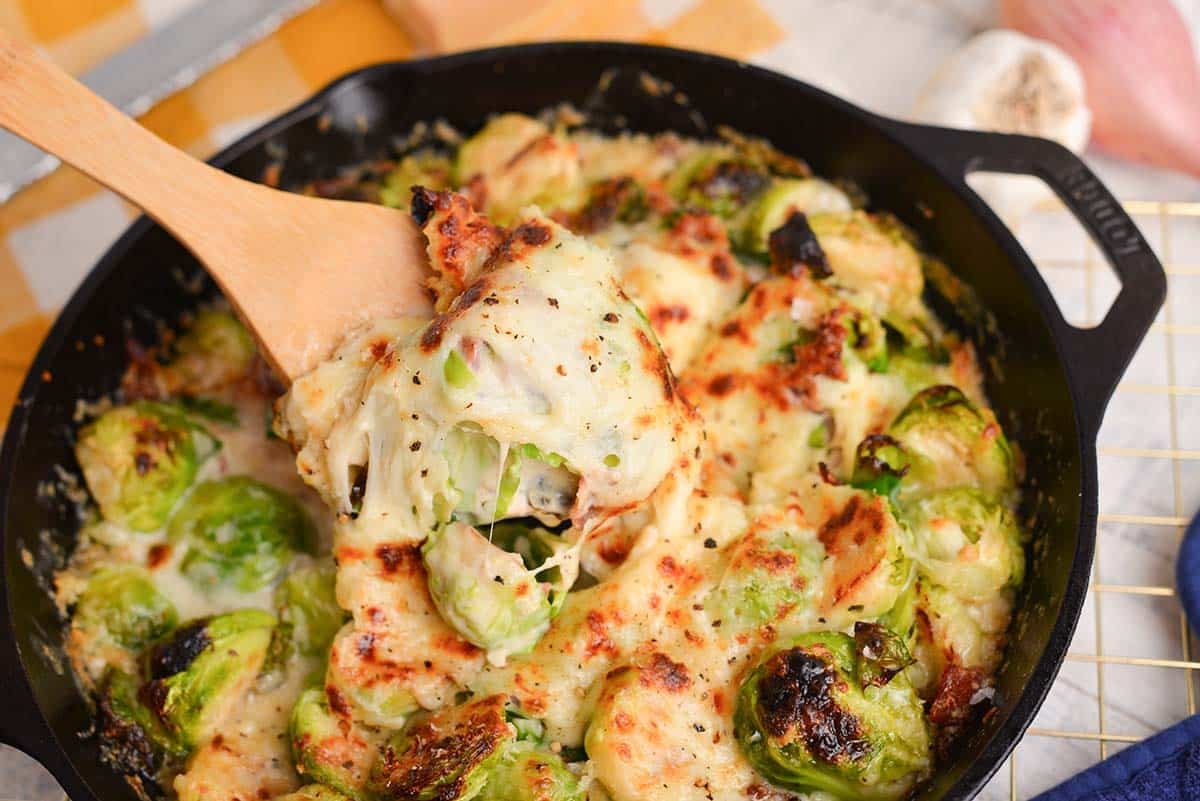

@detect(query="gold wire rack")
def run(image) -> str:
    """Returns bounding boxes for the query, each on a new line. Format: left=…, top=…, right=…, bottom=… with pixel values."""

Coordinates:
left=986, top=198, right=1200, bottom=800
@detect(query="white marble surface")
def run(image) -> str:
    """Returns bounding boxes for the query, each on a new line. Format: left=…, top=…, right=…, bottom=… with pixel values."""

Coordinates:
left=4, top=1, right=1200, bottom=799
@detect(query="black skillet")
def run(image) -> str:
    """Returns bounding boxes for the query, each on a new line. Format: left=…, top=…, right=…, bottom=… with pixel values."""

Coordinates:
left=0, top=42, right=1166, bottom=801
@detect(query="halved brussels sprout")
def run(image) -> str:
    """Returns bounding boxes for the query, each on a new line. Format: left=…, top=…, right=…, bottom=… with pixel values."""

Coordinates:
left=96, top=668, right=184, bottom=786
left=380, top=151, right=454, bottom=210
left=76, top=402, right=212, bottom=531
left=136, top=609, right=275, bottom=752
left=742, top=178, right=852, bottom=253
left=457, top=114, right=550, bottom=183
left=423, top=520, right=577, bottom=661
left=479, top=742, right=583, bottom=801
left=368, top=694, right=515, bottom=801
left=569, top=177, right=650, bottom=233
left=806, top=211, right=925, bottom=322
left=290, top=684, right=377, bottom=799
left=168, top=310, right=256, bottom=392
left=669, top=152, right=770, bottom=218
left=456, top=114, right=581, bottom=223
left=705, top=525, right=823, bottom=630
left=168, top=476, right=317, bottom=592
left=74, top=565, right=177, bottom=651
left=325, top=624, right=420, bottom=729
left=276, top=559, right=348, bottom=657
left=889, top=385, right=1015, bottom=502
left=916, top=582, right=1008, bottom=675
left=735, top=632, right=931, bottom=801
left=904, top=488, right=1025, bottom=600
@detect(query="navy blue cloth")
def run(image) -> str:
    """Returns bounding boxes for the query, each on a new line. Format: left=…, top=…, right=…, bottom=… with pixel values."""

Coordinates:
left=1030, top=715, right=1200, bottom=801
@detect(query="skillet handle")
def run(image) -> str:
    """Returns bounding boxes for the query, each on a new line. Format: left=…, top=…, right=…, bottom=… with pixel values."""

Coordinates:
left=889, top=123, right=1166, bottom=436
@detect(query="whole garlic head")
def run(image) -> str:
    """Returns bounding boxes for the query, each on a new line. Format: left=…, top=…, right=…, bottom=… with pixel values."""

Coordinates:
left=913, top=29, right=1092, bottom=220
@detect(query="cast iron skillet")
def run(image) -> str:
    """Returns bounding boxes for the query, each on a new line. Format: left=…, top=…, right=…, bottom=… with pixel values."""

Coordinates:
left=0, top=42, right=1166, bottom=801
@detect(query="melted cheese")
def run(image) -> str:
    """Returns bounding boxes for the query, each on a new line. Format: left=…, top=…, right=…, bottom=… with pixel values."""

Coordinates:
left=57, top=121, right=1019, bottom=801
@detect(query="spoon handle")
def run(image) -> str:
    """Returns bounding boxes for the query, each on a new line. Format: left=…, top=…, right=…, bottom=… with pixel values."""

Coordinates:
left=0, top=29, right=261, bottom=253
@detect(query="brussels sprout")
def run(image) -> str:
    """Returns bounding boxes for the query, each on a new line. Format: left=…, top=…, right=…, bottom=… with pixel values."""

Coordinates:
left=735, top=632, right=931, bottom=801
left=479, top=742, right=583, bottom=801
left=888, top=385, right=1015, bottom=502
left=742, top=178, right=852, bottom=253
left=276, top=559, right=348, bottom=656
left=423, top=520, right=577, bottom=660
left=168, top=310, right=256, bottom=392
left=569, top=177, right=649, bottom=233
left=457, top=114, right=550, bottom=183
left=904, top=488, right=1025, bottom=600
left=705, top=525, right=823, bottom=630
left=325, top=624, right=420, bottom=728
left=74, top=565, right=178, bottom=651
left=916, top=582, right=1007, bottom=675
left=274, top=786, right=355, bottom=801
left=380, top=152, right=454, bottom=210
left=76, top=402, right=211, bottom=531
left=168, top=476, right=317, bottom=592
left=669, top=152, right=770, bottom=218
left=806, top=211, right=925, bottom=322
left=369, top=694, right=515, bottom=801
left=140, top=609, right=277, bottom=751
left=455, top=114, right=581, bottom=223
left=96, top=668, right=184, bottom=786
left=290, top=684, right=376, bottom=799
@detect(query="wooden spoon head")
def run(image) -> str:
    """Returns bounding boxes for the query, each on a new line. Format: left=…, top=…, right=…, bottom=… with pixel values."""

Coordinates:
left=203, top=189, right=432, bottom=382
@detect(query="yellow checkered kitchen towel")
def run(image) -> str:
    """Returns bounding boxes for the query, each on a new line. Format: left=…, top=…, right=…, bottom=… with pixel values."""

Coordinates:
left=0, top=0, right=788, bottom=428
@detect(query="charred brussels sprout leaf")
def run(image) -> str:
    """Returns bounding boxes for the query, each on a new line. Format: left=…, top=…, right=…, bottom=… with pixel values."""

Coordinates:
left=74, top=566, right=177, bottom=651
left=368, top=694, right=515, bottom=801
left=76, top=402, right=212, bottom=531
left=276, top=559, right=348, bottom=656
left=767, top=212, right=831, bottom=279
left=423, top=520, right=577, bottom=659
left=850, top=435, right=910, bottom=500
left=140, top=609, right=276, bottom=752
left=290, top=684, right=376, bottom=799
left=889, top=385, right=1015, bottom=501
left=853, top=622, right=914, bottom=689
left=169, top=476, right=317, bottom=592
left=168, top=310, right=256, bottom=392
left=479, top=742, right=584, bottom=801
left=735, top=632, right=931, bottom=801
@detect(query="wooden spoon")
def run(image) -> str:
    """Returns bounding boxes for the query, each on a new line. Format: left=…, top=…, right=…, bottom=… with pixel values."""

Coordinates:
left=0, top=30, right=431, bottom=382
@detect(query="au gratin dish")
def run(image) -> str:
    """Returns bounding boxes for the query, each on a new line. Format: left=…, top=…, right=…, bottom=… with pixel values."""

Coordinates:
left=54, top=112, right=1025, bottom=801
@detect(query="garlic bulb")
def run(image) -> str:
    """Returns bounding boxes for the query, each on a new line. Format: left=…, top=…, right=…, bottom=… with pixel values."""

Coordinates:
left=1002, top=0, right=1200, bottom=178
left=912, top=29, right=1092, bottom=221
